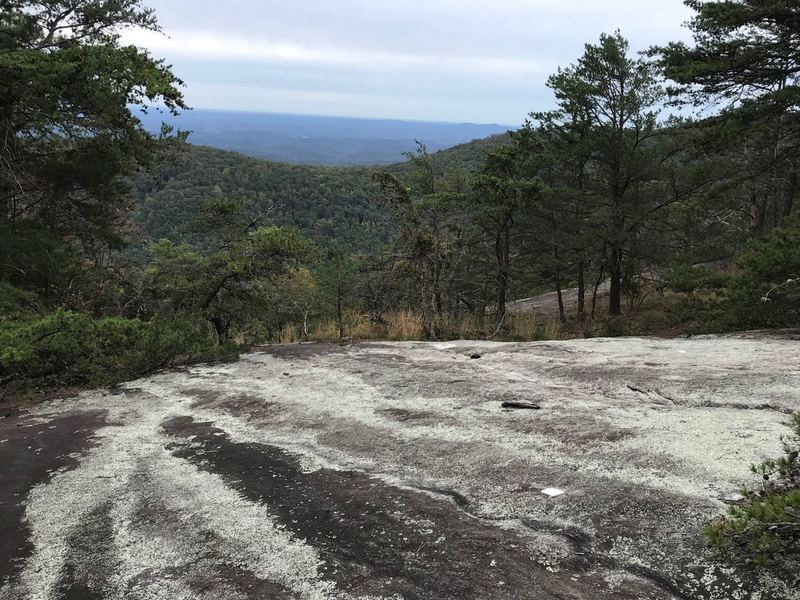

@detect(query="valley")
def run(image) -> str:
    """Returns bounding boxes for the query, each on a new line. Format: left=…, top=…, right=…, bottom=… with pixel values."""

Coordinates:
left=137, top=110, right=512, bottom=166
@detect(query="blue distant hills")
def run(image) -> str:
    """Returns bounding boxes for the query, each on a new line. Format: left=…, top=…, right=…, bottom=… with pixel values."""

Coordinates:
left=136, top=109, right=512, bottom=166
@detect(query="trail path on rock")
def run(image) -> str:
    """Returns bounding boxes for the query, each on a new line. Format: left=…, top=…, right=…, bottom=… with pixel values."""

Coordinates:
left=1, top=336, right=799, bottom=599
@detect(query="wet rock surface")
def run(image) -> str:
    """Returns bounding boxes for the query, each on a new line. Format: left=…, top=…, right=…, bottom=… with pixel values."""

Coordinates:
left=1, top=337, right=799, bottom=599
left=0, top=409, right=107, bottom=587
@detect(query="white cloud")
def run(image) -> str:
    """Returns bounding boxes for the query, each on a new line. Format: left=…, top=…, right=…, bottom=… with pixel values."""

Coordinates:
left=122, top=29, right=549, bottom=76
left=127, top=0, right=695, bottom=122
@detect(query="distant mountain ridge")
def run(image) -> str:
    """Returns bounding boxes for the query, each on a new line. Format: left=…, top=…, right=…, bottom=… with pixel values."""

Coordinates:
left=137, top=109, right=512, bottom=166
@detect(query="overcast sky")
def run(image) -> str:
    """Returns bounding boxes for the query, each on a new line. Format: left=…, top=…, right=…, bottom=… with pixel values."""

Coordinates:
left=125, top=1, right=694, bottom=126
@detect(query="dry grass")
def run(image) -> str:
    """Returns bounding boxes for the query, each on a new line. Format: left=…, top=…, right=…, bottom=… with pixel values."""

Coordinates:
left=310, top=319, right=338, bottom=342
left=455, top=314, right=484, bottom=339
left=276, top=324, right=300, bottom=344
left=543, top=317, right=563, bottom=340
left=266, top=283, right=689, bottom=345
left=350, top=315, right=385, bottom=340
left=386, top=310, right=425, bottom=340
left=273, top=288, right=678, bottom=345
left=506, top=313, right=539, bottom=341
left=289, top=309, right=570, bottom=343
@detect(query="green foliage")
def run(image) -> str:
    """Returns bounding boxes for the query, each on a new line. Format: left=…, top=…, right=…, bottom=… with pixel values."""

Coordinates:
left=729, top=217, right=800, bottom=327
left=652, top=0, right=800, bottom=234
left=144, top=223, right=317, bottom=344
left=131, top=146, right=385, bottom=253
left=653, top=0, right=800, bottom=113
left=313, top=248, right=359, bottom=337
left=0, top=310, right=228, bottom=387
left=372, top=143, right=481, bottom=333
left=706, top=414, right=800, bottom=569
left=130, top=137, right=510, bottom=256
left=1, top=0, right=186, bottom=300
left=531, top=31, right=679, bottom=318
left=662, top=221, right=800, bottom=334
left=0, top=282, right=38, bottom=320
left=4, top=0, right=800, bottom=399
left=665, top=264, right=730, bottom=295
left=269, top=267, right=319, bottom=333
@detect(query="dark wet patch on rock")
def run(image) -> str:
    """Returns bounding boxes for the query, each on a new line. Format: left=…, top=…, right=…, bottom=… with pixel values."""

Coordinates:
left=185, top=388, right=282, bottom=419
left=185, top=563, right=296, bottom=600
left=0, top=409, right=107, bottom=587
left=161, top=415, right=676, bottom=600
left=56, top=502, right=116, bottom=600
left=121, top=467, right=298, bottom=599
left=124, top=560, right=297, bottom=600
left=181, top=387, right=221, bottom=406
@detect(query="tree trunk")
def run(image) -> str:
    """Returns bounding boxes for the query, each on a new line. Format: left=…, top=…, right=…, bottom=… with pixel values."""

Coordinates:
left=209, top=316, right=227, bottom=345
left=750, top=191, right=767, bottom=232
left=432, top=259, right=443, bottom=318
left=591, top=263, right=606, bottom=320
left=608, top=244, right=622, bottom=317
left=555, top=274, right=566, bottom=324
left=576, top=259, right=585, bottom=321
left=784, top=170, right=797, bottom=220
left=336, top=279, right=343, bottom=339
left=494, top=225, right=510, bottom=329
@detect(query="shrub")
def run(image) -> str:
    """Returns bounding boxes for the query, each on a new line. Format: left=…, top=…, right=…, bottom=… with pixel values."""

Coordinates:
left=0, top=310, right=232, bottom=388
left=665, top=264, right=730, bottom=296
left=729, top=218, right=800, bottom=328
left=706, top=413, right=800, bottom=570
left=0, top=282, right=38, bottom=320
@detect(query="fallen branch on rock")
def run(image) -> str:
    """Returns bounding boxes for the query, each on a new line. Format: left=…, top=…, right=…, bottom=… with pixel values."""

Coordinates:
left=501, top=401, right=541, bottom=410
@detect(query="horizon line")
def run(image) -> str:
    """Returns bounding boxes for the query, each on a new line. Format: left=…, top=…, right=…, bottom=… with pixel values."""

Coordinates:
left=135, top=105, right=518, bottom=129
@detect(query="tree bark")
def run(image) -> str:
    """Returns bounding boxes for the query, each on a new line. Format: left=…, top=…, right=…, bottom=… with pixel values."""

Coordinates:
left=336, top=278, right=343, bottom=340
left=494, top=223, right=511, bottom=329
left=608, top=244, right=622, bottom=317
left=750, top=190, right=767, bottom=232
left=784, top=170, right=797, bottom=220
left=555, top=274, right=566, bottom=324
left=591, top=262, right=606, bottom=320
left=209, top=316, right=227, bottom=345
left=432, top=259, right=443, bottom=318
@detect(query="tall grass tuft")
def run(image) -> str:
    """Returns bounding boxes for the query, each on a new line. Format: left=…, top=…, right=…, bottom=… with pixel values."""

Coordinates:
left=277, top=324, right=299, bottom=344
left=386, top=311, right=425, bottom=340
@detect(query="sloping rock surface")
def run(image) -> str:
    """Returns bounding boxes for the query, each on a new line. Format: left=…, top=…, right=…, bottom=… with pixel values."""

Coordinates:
left=1, top=336, right=799, bottom=599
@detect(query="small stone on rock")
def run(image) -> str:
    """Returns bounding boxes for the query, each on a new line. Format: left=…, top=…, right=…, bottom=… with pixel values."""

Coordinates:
left=720, top=493, right=745, bottom=504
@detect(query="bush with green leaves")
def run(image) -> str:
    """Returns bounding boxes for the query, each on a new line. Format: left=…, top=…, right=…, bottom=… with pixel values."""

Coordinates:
left=706, top=414, right=800, bottom=570
left=729, top=218, right=800, bottom=328
left=665, top=264, right=730, bottom=296
left=0, top=309, right=234, bottom=388
left=0, top=282, right=38, bottom=320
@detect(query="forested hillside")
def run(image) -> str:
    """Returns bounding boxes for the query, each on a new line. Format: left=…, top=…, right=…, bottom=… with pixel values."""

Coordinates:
left=131, top=146, right=382, bottom=252
left=130, top=134, right=510, bottom=252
